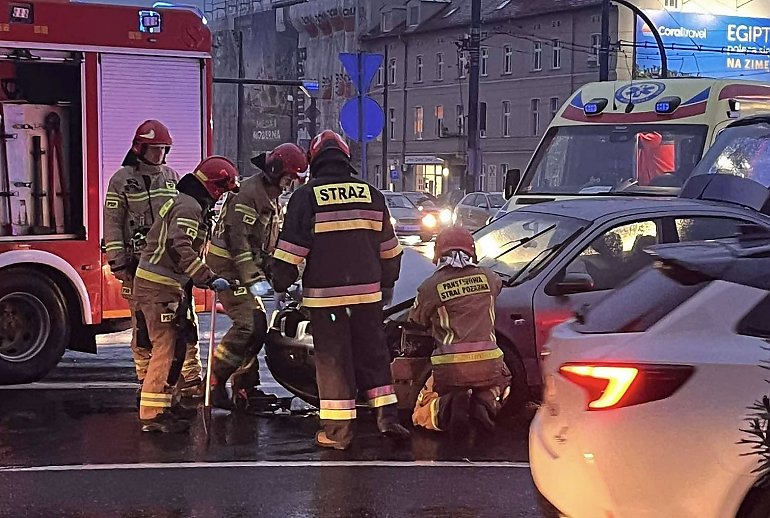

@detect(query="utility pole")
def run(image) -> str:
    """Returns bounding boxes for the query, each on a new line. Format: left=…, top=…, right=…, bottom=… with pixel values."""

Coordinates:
left=599, top=0, right=610, bottom=81
left=381, top=44, right=389, bottom=190
left=236, top=30, right=245, bottom=173
left=465, top=0, right=482, bottom=193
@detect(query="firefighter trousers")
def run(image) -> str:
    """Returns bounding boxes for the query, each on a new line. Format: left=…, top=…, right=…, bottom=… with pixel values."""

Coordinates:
left=308, top=302, right=399, bottom=445
left=134, top=279, right=186, bottom=421
left=130, top=292, right=202, bottom=386
left=212, top=286, right=268, bottom=391
left=412, top=374, right=509, bottom=432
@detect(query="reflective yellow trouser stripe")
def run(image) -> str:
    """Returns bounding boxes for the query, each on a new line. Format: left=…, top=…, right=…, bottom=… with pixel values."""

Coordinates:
left=431, top=347, right=504, bottom=365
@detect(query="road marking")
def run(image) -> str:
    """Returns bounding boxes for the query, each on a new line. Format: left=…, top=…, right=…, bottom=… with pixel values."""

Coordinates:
left=0, top=381, right=286, bottom=391
left=0, top=460, right=530, bottom=473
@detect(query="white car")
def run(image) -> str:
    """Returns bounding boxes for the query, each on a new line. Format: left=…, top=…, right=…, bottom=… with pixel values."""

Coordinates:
left=530, top=235, right=770, bottom=518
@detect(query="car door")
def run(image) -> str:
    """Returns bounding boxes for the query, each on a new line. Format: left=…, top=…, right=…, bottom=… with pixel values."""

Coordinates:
left=455, top=194, right=475, bottom=227
left=470, top=194, right=489, bottom=230
left=531, top=217, right=664, bottom=351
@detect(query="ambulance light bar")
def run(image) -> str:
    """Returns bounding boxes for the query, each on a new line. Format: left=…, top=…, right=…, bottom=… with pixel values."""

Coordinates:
left=584, top=98, right=608, bottom=116
left=655, top=97, right=681, bottom=115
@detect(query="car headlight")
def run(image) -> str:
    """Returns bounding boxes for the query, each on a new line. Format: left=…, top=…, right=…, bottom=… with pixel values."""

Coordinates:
left=422, top=213, right=437, bottom=228
left=439, top=208, right=452, bottom=224
left=451, top=211, right=457, bottom=224
left=390, top=216, right=397, bottom=227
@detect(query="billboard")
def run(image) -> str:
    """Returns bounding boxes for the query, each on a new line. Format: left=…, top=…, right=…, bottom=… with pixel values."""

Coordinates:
left=635, top=10, right=770, bottom=82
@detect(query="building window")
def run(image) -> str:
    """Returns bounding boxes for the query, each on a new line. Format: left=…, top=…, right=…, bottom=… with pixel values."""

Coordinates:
left=481, top=47, right=489, bottom=76
left=408, top=5, right=420, bottom=26
left=375, top=165, right=382, bottom=188
left=388, top=58, right=397, bottom=85
left=480, top=164, right=487, bottom=191
left=591, top=33, right=601, bottom=60
left=436, top=52, right=444, bottom=81
left=531, top=98, right=540, bottom=136
left=381, top=11, right=390, bottom=32
left=664, top=0, right=679, bottom=8
left=389, top=108, right=396, bottom=141
left=458, top=51, right=468, bottom=79
left=503, top=45, right=513, bottom=74
left=415, top=106, right=424, bottom=139
left=456, top=104, right=465, bottom=135
left=480, top=102, right=487, bottom=138
left=416, top=55, right=424, bottom=83
left=376, top=62, right=384, bottom=86
left=550, top=97, right=560, bottom=119
left=502, top=100, right=511, bottom=137
left=532, top=41, right=542, bottom=71
left=500, top=163, right=509, bottom=179
left=435, top=105, right=444, bottom=137
left=552, top=39, right=562, bottom=69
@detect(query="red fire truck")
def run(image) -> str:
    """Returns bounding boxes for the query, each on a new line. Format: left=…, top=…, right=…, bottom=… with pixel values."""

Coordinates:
left=0, top=1, right=212, bottom=384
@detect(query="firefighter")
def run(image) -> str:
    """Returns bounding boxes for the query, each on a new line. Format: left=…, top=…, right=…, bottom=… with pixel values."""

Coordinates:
left=271, top=130, right=410, bottom=450
left=103, top=120, right=203, bottom=401
left=207, top=143, right=308, bottom=412
left=133, top=156, right=239, bottom=433
left=409, top=226, right=511, bottom=435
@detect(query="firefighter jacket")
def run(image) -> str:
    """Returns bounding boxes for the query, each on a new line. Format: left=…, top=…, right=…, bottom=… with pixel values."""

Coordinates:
left=409, top=265, right=506, bottom=389
left=207, top=173, right=281, bottom=286
left=271, top=163, right=402, bottom=306
left=104, top=162, right=179, bottom=272
left=134, top=191, right=215, bottom=292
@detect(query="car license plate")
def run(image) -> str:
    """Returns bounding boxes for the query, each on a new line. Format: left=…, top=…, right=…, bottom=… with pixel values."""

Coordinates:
left=401, top=225, right=420, bottom=232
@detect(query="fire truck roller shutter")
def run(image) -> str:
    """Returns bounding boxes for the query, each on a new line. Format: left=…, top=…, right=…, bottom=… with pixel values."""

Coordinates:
left=0, top=249, right=94, bottom=384
left=99, top=54, right=204, bottom=191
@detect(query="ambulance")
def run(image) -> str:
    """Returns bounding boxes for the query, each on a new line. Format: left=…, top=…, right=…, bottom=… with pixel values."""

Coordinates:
left=502, top=78, right=770, bottom=210
left=0, top=1, right=212, bottom=384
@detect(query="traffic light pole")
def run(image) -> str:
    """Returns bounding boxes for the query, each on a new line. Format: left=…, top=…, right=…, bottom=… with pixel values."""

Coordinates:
left=465, top=0, right=481, bottom=193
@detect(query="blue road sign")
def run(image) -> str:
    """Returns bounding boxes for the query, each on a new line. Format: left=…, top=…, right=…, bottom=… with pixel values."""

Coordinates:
left=339, top=96, right=384, bottom=143
left=339, top=52, right=384, bottom=94
left=390, top=168, right=399, bottom=181
left=302, top=80, right=320, bottom=93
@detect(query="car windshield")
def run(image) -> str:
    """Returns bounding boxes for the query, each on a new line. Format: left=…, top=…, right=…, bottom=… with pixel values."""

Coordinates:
left=475, top=211, right=588, bottom=278
left=690, top=121, right=770, bottom=187
left=519, top=124, right=708, bottom=195
left=405, top=193, right=436, bottom=207
left=385, top=194, right=416, bottom=209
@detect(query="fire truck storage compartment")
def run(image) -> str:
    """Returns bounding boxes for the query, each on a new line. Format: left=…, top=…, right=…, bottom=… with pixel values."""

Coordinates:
left=0, top=50, right=83, bottom=238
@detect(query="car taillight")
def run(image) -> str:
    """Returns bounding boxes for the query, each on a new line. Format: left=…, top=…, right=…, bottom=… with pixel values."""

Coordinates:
left=559, top=363, right=694, bottom=410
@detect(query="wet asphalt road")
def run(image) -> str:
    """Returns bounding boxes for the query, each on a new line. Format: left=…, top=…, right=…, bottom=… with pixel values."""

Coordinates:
left=0, top=269, right=542, bottom=517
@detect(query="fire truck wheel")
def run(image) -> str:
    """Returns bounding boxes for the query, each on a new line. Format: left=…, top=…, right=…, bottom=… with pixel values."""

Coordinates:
left=0, top=270, right=68, bottom=385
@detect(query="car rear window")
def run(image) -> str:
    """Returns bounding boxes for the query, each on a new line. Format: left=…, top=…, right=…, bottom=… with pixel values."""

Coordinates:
left=572, top=263, right=710, bottom=334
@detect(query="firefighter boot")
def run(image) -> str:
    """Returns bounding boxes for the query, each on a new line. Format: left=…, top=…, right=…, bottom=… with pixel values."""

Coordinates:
left=178, top=376, right=204, bottom=409
left=314, top=430, right=352, bottom=450
left=470, top=387, right=502, bottom=432
left=210, top=375, right=234, bottom=411
left=446, top=389, right=472, bottom=437
left=375, top=406, right=411, bottom=443
left=141, top=412, right=190, bottom=434
left=233, top=387, right=279, bottom=414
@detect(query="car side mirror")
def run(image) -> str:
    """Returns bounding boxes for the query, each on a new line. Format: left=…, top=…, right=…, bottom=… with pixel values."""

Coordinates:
left=504, top=169, right=521, bottom=199
left=556, top=272, right=594, bottom=295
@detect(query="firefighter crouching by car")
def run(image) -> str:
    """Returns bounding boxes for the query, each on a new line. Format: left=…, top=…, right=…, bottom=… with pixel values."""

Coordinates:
left=206, top=143, right=308, bottom=412
left=271, top=130, right=410, bottom=450
left=103, top=120, right=204, bottom=400
left=132, top=156, right=239, bottom=433
left=409, top=226, right=511, bottom=435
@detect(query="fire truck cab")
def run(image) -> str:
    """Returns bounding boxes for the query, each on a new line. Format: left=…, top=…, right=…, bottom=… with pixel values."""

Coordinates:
left=0, top=1, right=211, bottom=384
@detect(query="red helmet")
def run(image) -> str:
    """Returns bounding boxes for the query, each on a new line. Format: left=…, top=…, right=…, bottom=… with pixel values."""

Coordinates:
left=308, top=130, right=350, bottom=165
left=251, top=143, right=309, bottom=184
left=131, top=120, right=173, bottom=154
left=434, top=226, right=476, bottom=264
left=193, top=156, right=240, bottom=200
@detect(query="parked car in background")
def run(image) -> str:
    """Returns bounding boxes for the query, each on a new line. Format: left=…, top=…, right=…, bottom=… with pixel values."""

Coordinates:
left=532, top=233, right=770, bottom=518
left=437, top=188, right=465, bottom=209
left=453, top=191, right=506, bottom=231
left=383, top=191, right=433, bottom=242
left=403, top=191, right=452, bottom=239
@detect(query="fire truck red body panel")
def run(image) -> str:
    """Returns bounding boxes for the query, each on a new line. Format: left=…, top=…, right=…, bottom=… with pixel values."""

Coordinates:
left=0, top=1, right=212, bottom=335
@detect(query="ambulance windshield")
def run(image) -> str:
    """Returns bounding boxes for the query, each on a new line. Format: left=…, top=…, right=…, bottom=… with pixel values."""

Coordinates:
left=518, top=124, right=708, bottom=196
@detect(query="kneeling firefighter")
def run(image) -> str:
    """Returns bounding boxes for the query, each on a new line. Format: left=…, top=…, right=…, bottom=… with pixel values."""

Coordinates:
left=133, top=156, right=239, bottom=433
left=409, top=226, right=511, bottom=434
left=271, top=130, right=410, bottom=450
left=103, top=120, right=204, bottom=402
left=207, top=143, right=308, bottom=412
